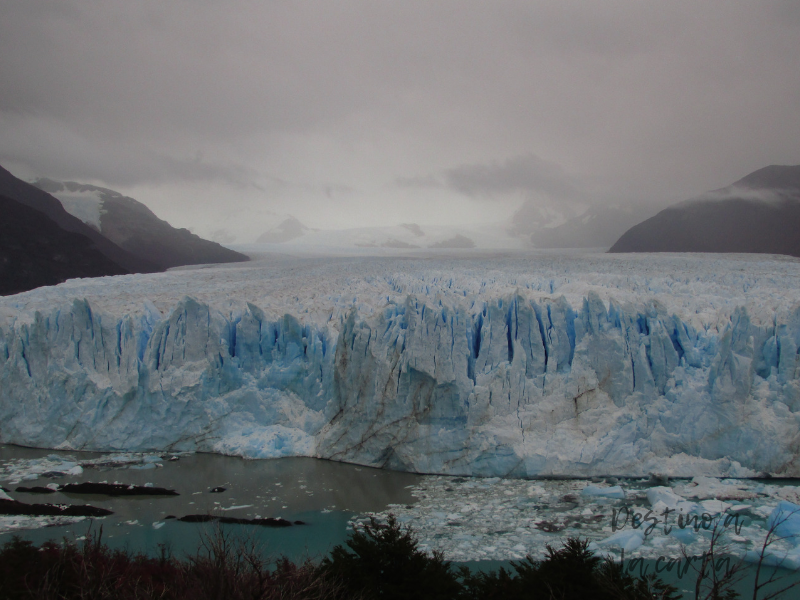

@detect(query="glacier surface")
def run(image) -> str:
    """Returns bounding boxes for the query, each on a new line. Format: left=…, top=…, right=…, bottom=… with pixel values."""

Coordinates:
left=1, top=252, right=800, bottom=477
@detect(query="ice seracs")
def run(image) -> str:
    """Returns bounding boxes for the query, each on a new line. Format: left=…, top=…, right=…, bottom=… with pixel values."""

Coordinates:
left=1, top=252, right=800, bottom=477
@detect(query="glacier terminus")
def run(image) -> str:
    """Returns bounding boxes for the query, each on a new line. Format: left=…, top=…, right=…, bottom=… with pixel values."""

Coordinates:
left=1, top=251, right=799, bottom=478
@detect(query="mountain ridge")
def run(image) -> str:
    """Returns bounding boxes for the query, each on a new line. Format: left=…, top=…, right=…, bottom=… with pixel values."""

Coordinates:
left=609, top=165, right=800, bottom=257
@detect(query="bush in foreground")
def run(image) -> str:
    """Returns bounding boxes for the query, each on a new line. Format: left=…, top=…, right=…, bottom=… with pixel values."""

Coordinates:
left=1, top=518, right=683, bottom=600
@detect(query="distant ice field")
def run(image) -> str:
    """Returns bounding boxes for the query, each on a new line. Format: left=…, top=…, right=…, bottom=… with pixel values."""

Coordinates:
left=3, top=251, right=799, bottom=328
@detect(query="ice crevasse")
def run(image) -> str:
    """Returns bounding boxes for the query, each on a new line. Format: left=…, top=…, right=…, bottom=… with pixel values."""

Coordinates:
left=1, top=256, right=800, bottom=478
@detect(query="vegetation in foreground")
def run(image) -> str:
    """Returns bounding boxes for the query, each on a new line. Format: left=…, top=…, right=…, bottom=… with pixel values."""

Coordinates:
left=2, top=513, right=791, bottom=600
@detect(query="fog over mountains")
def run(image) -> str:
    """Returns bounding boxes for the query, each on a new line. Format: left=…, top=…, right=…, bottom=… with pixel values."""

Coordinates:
left=33, top=178, right=248, bottom=271
left=0, top=166, right=248, bottom=295
left=610, top=165, right=800, bottom=257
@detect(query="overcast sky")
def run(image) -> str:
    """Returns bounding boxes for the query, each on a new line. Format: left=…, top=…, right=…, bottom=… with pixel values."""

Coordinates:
left=2, top=1, right=799, bottom=239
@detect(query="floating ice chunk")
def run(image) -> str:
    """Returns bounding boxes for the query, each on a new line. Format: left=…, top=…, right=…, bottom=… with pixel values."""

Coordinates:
left=581, top=485, right=625, bottom=499
left=674, top=476, right=757, bottom=501
left=65, top=466, right=83, bottom=476
left=0, top=489, right=12, bottom=501
left=767, top=501, right=800, bottom=545
left=152, top=521, right=165, bottom=530
left=668, top=527, right=696, bottom=544
left=646, top=487, right=698, bottom=514
left=596, top=529, right=645, bottom=553
left=646, top=487, right=684, bottom=507
left=697, top=499, right=732, bottom=515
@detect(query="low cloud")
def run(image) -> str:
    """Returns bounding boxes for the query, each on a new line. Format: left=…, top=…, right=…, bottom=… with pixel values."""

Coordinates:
left=444, top=154, right=582, bottom=201
left=397, top=153, right=585, bottom=203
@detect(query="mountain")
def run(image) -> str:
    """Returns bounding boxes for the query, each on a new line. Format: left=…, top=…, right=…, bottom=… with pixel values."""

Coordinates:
left=0, top=165, right=154, bottom=274
left=609, top=165, right=800, bottom=256
left=507, top=199, right=661, bottom=249
left=0, top=195, right=128, bottom=295
left=530, top=204, right=658, bottom=249
left=33, top=179, right=249, bottom=270
left=256, top=216, right=310, bottom=243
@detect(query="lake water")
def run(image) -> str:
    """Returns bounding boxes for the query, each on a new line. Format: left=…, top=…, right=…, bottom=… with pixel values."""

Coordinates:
left=0, top=445, right=422, bottom=561
left=3, top=445, right=800, bottom=598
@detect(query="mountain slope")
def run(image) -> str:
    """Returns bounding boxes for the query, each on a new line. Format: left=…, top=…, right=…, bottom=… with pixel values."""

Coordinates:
left=256, top=216, right=310, bottom=243
left=34, top=179, right=249, bottom=270
left=609, top=165, right=800, bottom=257
left=0, top=165, right=154, bottom=274
left=531, top=204, right=658, bottom=249
left=0, top=195, right=128, bottom=295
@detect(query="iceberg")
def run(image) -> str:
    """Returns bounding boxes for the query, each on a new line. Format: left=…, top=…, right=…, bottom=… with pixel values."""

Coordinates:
left=767, top=501, right=800, bottom=545
left=581, top=484, right=626, bottom=499
left=1, top=253, right=800, bottom=477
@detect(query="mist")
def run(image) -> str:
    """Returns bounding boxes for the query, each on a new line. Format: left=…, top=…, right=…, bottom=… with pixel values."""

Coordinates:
left=1, top=1, right=800, bottom=243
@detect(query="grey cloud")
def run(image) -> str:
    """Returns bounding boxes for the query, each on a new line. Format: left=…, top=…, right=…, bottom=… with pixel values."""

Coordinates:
left=443, top=154, right=582, bottom=201
left=324, top=184, right=355, bottom=199
left=395, top=174, right=443, bottom=189
left=0, top=1, right=798, bottom=227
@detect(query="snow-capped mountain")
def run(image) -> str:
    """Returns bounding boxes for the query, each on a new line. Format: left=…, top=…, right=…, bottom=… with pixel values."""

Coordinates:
left=256, top=216, right=311, bottom=243
left=610, top=165, right=800, bottom=256
left=0, top=194, right=128, bottom=295
left=33, top=179, right=249, bottom=270
left=530, top=204, right=658, bottom=249
left=0, top=165, right=153, bottom=277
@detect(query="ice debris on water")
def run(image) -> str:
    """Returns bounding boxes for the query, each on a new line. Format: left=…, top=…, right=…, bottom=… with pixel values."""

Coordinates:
left=360, top=475, right=800, bottom=566
left=0, top=453, right=187, bottom=486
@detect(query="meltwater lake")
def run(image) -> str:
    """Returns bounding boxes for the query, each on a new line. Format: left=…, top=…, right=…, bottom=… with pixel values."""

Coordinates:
left=0, top=446, right=422, bottom=561
left=4, top=445, right=800, bottom=599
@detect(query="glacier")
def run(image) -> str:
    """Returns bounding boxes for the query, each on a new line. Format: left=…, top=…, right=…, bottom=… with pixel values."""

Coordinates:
left=1, top=252, right=800, bottom=478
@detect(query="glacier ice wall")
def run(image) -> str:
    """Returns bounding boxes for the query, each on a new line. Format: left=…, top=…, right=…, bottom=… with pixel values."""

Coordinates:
left=2, top=255, right=800, bottom=478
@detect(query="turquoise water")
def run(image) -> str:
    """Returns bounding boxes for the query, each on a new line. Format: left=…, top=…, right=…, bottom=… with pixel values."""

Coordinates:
left=0, top=446, right=422, bottom=562
left=3, top=445, right=800, bottom=598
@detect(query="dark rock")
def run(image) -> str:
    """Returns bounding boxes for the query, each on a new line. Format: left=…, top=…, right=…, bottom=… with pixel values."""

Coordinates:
left=177, top=515, right=294, bottom=527
left=293, top=520, right=306, bottom=525
left=60, top=482, right=179, bottom=496
left=178, top=515, right=217, bottom=523
left=209, top=487, right=227, bottom=493
left=535, top=520, right=564, bottom=533
left=165, top=515, right=176, bottom=520
left=15, top=486, right=56, bottom=494
left=41, top=472, right=67, bottom=478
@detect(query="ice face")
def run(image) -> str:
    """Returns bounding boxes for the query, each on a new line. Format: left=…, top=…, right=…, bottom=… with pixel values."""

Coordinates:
left=1, top=253, right=800, bottom=477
